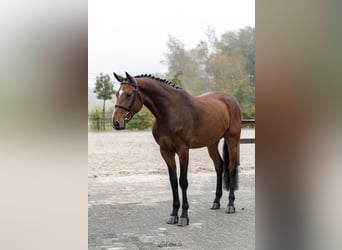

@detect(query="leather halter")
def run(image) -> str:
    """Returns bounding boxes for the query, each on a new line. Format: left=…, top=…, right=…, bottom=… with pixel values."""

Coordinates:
left=114, top=82, right=143, bottom=121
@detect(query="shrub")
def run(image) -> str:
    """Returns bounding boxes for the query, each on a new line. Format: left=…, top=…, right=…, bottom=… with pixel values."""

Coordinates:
left=126, top=107, right=154, bottom=130
left=88, top=108, right=101, bottom=131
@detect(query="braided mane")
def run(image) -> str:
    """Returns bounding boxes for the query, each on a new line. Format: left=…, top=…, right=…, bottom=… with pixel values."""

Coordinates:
left=134, top=74, right=181, bottom=89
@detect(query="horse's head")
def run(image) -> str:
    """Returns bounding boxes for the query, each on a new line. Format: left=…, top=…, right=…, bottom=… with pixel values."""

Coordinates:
left=112, top=72, right=143, bottom=130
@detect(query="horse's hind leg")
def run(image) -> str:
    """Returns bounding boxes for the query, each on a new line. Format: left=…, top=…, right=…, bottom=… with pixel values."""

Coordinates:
left=225, top=133, right=240, bottom=214
left=207, top=141, right=224, bottom=209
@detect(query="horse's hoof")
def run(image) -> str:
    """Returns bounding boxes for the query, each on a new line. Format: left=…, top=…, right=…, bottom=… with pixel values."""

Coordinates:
left=177, top=217, right=189, bottom=227
left=167, top=215, right=179, bottom=224
left=211, top=202, right=220, bottom=209
left=226, top=205, right=236, bottom=214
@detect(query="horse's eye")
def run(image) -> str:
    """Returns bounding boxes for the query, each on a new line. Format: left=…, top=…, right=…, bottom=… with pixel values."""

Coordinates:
left=126, top=93, right=132, bottom=98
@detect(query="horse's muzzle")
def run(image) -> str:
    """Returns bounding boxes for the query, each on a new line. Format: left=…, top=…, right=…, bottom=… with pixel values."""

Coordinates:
left=113, top=121, right=125, bottom=130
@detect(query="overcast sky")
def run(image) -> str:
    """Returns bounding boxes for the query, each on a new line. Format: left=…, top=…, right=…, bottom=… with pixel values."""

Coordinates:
left=88, top=0, right=255, bottom=87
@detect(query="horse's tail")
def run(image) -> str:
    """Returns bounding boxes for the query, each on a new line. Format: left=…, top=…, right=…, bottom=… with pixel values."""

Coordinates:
left=223, top=140, right=239, bottom=191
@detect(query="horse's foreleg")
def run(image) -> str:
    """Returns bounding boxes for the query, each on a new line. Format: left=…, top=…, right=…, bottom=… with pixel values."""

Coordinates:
left=207, top=142, right=224, bottom=209
left=178, top=147, right=190, bottom=226
left=160, top=148, right=179, bottom=224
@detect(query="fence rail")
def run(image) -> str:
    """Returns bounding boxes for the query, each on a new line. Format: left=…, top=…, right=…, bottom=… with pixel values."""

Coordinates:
left=240, top=119, right=255, bottom=144
left=241, top=119, right=255, bottom=127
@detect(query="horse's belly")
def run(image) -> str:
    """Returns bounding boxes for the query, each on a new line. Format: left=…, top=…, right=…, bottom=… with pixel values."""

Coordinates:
left=189, top=140, right=209, bottom=149
left=189, top=129, right=225, bottom=148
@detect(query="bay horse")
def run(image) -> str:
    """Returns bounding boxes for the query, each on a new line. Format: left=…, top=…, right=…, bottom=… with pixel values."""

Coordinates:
left=112, top=72, right=241, bottom=227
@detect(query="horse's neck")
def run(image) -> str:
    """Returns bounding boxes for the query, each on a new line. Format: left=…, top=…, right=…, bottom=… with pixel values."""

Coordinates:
left=139, top=79, right=178, bottom=121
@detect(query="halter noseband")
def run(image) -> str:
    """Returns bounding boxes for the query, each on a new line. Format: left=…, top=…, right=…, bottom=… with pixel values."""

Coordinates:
left=114, top=82, right=143, bottom=121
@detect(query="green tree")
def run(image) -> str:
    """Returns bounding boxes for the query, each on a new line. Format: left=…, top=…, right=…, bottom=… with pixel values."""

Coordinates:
left=237, top=26, right=255, bottom=84
left=163, top=27, right=255, bottom=119
left=170, top=70, right=184, bottom=88
left=94, top=73, right=115, bottom=130
left=163, top=36, right=207, bottom=95
left=205, top=27, right=255, bottom=118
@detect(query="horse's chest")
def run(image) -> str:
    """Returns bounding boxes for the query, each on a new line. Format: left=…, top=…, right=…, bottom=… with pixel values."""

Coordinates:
left=153, top=129, right=190, bottom=151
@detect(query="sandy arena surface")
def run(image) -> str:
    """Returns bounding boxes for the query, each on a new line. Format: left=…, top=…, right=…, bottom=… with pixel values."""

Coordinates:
left=88, top=129, right=255, bottom=178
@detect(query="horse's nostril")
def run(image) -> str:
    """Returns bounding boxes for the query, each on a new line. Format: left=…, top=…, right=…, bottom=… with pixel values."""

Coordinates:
left=113, top=121, right=120, bottom=129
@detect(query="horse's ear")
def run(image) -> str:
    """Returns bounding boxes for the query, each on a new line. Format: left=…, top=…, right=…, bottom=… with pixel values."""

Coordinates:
left=113, top=72, right=124, bottom=83
left=125, top=72, right=137, bottom=86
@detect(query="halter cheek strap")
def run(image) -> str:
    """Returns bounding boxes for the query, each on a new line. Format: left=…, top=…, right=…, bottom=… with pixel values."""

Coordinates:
left=114, top=84, right=143, bottom=120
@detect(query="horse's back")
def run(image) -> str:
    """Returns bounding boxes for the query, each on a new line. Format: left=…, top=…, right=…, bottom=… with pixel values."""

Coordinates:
left=195, top=91, right=241, bottom=124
